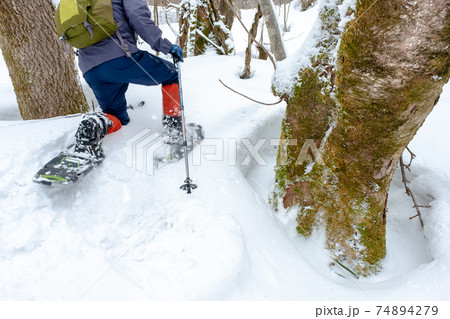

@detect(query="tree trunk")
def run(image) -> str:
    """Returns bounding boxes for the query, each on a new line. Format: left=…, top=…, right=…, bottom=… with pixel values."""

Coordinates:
left=217, top=0, right=234, bottom=30
left=273, top=0, right=449, bottom=276
left=153, top=0, right=160, bottom=26
left=241, top=5, right=263, bottom=79
left=153, top=0, right=160, bottom=56
left=258, top=0, right=286, bottom=61
left=282, top=0, right=291, bottom=33
left=209, top=0, right=235, bottom=55
left=0, top=0, right=88, bottom=120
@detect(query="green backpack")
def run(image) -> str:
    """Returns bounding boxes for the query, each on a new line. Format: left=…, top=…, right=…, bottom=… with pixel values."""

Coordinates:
left=55, top=0, right=122, bottom=49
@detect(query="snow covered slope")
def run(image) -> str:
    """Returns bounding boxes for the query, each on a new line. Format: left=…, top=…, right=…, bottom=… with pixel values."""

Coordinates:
left=1, top=5, right=449, bottom=300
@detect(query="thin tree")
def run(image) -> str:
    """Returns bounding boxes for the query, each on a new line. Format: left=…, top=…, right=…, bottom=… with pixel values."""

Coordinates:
left=241, top=4, right=263, bottom=79
left=0, top=0, right=88, bottom=120
left=273, top=0, right=449, bottom=275
left=258, top=0, right=286, bottom=61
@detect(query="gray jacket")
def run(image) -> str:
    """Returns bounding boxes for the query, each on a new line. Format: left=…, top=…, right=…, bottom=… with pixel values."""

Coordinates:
left=78, top=0, right=173, bottom=74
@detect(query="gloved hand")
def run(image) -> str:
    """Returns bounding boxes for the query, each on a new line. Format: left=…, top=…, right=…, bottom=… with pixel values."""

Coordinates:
left=169, top=45, right=184, bottom=63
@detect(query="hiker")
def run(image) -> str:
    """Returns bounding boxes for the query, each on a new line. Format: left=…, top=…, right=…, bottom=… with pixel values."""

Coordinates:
left=58, top=0, right=198, bottom=156
left=32, top=0, right=204, bottom=187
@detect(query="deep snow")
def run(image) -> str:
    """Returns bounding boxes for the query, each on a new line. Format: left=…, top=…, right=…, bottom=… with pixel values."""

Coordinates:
left=0, top=3, right=449, bottom=301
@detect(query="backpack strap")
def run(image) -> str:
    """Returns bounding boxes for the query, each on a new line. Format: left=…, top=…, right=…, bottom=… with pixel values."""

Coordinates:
left=116, top=19, right=131, bottom=58
left=83, top=21, right=95, bottom=39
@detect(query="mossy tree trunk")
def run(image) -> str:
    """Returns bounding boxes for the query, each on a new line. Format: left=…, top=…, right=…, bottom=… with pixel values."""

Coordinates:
left=179, top=0, right=234, bottom=56
left=0, top=0, right=88, bottom=120
left=273, top=0, right=449, bottom=276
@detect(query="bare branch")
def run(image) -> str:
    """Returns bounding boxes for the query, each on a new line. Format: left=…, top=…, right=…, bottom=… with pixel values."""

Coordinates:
left=404, top=146, right=416, bottom=170
left=399, top=153, right=430, bottom=229
left=219, top=79, right=284, bottom=106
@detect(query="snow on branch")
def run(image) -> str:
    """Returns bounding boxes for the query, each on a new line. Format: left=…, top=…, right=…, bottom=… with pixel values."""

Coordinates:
left=194, top=29, right=226, bottom=55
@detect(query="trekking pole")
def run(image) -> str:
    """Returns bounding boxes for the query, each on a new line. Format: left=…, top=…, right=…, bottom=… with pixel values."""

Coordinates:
left=175, top=60, right=197, bottom=194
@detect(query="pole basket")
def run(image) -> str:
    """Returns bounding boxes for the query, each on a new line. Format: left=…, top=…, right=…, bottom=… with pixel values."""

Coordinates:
left=180, top=178, right=198, bottom=194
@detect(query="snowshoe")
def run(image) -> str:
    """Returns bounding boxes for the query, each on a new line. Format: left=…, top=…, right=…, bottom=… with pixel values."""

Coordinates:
left=33, top=113, right=111, bottom=186
left=154, top=117, right=204, bottom=164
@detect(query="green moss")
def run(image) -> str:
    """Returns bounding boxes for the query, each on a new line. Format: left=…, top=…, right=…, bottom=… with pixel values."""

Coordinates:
left=319, top=5, right=341, bottom=32
left=273, top=0, right=341, bottom=210
left=358, top=218, right=386, bottom=266
left=296, top=207, right=318, bottom=237
left=430, top=52, right=450, bottom=79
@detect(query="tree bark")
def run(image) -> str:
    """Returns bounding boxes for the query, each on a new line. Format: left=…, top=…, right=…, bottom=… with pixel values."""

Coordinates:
left=273, top=0, right=449, bottom=275
left=0, top=0, right=88, bottom=120
left=258, top=0, right=286, bottom=61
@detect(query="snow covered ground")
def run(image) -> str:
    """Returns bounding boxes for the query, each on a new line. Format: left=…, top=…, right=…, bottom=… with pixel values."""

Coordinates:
left=1, top=4, right=450, bottom=301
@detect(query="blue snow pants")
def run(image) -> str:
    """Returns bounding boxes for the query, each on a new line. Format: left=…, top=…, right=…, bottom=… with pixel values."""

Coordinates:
left=83, top=50, right=178, bottom=125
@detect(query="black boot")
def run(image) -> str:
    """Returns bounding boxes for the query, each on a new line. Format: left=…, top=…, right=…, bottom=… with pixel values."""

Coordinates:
left=74, top=112, right=112, bottom=158
left=161, top=115, right=205, bottom=160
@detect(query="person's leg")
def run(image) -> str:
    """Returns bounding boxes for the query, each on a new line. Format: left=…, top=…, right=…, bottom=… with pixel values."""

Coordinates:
left=120, top=51, right=178, bottom=86
left=109, top=51, right=204, bottom=151
left=119, top=51, right=181, bottom=126
left=84, top=69, right=130, bottom=126
left=161, top=83, right=181, bottom=129
left=84, top=51, right=181, bottom=129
